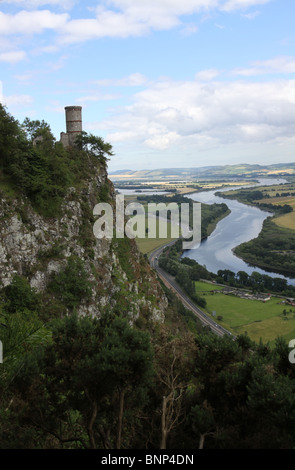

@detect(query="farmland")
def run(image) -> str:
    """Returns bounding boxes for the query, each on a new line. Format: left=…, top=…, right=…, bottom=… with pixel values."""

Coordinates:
left=221, top=181, right=295, bottom=230
left=256, top=195, right=295, bottom=230
left=196, top=281, right=295, bottom=345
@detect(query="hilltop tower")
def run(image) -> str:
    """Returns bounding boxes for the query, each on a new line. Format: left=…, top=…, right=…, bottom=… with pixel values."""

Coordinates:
left=60, top=105, right=82, bottom=147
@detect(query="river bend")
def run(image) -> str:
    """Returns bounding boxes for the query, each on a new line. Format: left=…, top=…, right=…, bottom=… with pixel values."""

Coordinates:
left=183, top=179, right=295, bottom=286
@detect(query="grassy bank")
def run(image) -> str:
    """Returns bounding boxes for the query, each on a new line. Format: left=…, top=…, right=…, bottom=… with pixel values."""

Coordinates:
left=234, top=218, right=295, bottom=277
left=196, top=281, right=295, bottom=345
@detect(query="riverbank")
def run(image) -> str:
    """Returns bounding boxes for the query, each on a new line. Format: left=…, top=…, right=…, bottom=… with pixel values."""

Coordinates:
left=182, top=178, right=295, bottom=286
left=219, top=182, right=295, bottom=279
left=233, top=218, right=295, bottom=278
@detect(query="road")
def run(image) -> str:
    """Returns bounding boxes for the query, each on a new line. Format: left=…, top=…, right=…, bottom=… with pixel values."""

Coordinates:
left=148, top=240, right=234, bottom=338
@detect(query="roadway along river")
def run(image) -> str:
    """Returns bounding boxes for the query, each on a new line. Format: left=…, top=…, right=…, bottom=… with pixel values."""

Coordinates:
left=182, top=178, right=295, bottom=286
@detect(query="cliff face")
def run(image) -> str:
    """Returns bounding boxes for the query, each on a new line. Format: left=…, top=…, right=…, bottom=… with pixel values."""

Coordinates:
left=0, top=164, right=167, bottom=323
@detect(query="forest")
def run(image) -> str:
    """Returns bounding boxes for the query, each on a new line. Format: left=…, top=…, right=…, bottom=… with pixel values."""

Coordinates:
left=2, top=272, right=295, bottom=450
left=0, top=274, right=295, bottom=450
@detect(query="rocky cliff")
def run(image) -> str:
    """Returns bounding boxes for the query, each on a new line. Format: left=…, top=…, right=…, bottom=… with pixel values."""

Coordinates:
left=0, top=162, right=167, bottom=324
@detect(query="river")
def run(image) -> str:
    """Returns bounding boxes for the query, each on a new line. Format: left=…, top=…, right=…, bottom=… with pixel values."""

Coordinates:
left=182, top=178, right=295, bottom=286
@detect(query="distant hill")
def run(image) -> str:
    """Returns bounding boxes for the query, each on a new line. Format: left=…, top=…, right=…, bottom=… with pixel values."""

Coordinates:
left=109, top=162, right=295, bottom=180
left=109, top=169, right=134, bottom=175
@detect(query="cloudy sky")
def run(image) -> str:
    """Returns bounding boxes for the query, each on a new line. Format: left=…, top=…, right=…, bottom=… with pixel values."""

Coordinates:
left=1, top=0, right=295, bottom=172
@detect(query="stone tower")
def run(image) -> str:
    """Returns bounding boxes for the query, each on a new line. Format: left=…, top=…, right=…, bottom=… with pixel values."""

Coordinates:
left=60, top=105, right=82, bottom=147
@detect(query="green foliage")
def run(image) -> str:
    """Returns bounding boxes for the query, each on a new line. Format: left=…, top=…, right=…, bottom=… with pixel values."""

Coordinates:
left=98, top=182, right=111, bottom=203
left=98, top=315, right=154, bottom=389
left=234, top=218, right=295, bottom=280
left=0, top=308, right=52, bottom=390
left=21, top=117, right=52, bottom=142
left=112, top=237, right=135, bottom=281
left=0, top=105, right=112, bottom=217
left=2, top=275, right=41, bottom=314
left=2, top=307, right=295, bottom=448
left=75, top=131, right=113, bottom=163
left=1, top=313, right=154, bottom=449
left=48, top=256, right=92, bottom=310
left=0, top=105, right=22, bottom=171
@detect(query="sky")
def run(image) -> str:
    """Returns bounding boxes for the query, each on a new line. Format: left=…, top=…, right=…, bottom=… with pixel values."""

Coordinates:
left=1, top=0, right=295, bottom=172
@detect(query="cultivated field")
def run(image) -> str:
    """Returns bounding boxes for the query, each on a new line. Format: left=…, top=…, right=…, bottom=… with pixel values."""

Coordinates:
left=196, top=281, right=295, bottom=345
left=257, top=195, right=295, bottom=230
left=132, top=212, right=179, bottom=255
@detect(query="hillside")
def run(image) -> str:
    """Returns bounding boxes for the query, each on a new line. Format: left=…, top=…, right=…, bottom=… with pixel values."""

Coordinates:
left=2, top=105, right=295, bottom=450
left=110, top=162, right=295, bottom=181
left=0, top=105, right=167, bottom=323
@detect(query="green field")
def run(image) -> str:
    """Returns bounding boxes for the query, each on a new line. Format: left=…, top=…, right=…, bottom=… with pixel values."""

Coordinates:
left=133, top=213, right=179, bottom=255
left=258, top=196, right=295, bottom=230
left=135, top=231, right=177, bottom=255
left=195, top=281, right=295, bottom=345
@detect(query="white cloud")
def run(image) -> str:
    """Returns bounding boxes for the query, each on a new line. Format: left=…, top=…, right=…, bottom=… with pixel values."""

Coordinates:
left=101, top=77, right=295, bottom=151
left=14, top=73, right=33, bottom=82
left=1, top=0, right=75, bottom=9
left=92, top=73, right=148, bottom=87
left=144, top=131, right=181, bottom=150
left=3, top=94, right=33, bottom=108
left=241, top=10, right=261, bottom=19
left=76, top=93, right=121, bottom=104
left=0, top=50, right=27, bottom=63
left=59, top=0, right=273, bottom=43
left=0, top=0, right=273, bottom=46
left=181, top=23, right=199, bottom=35
left=221, top=0, right=270, bottom=12
left=196, top=69, right=221, bottom=81
left=60, top=9, right=151, bottom=42
left=232, top=56, right=295, bottom=76
left=0, top=10, right=69, bottom=35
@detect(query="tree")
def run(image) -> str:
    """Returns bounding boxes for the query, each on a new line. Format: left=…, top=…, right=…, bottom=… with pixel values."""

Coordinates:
left=98, top=316, right=154, bottom=449
left=21, top=117, right=52, bottom=142
left=0, top=104, right=22, bottom=169
left=48, top=257, right=92, bottom=310
left=237, top=271, right=249, bottom=286
left=3, top=275, right=41, bottom=314
left=75, top=131, right=113, bottom=163
left=246, top=365, right=295, bottom=448
left=153, top=329, right=196, bottom=449
left=189, top=401, right=216, bottom=449
left=19, top=314, right=155, bottom=449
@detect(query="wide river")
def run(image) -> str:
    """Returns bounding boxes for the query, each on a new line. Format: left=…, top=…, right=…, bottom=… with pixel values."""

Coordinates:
left=182, top=178, right=295, bottom=286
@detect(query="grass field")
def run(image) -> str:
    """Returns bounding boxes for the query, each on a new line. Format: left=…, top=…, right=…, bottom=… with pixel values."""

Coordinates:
left=135, top=230, right=177, bottom=255
left=195, top=281, right=295, bottom=345
left=133, top=213, right=179, bottom=255
left=257, top=195, right=295, bottom=230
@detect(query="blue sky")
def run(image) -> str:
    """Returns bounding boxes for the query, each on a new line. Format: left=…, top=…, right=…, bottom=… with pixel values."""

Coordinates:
left=1, top=0, right=295, bottom=172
